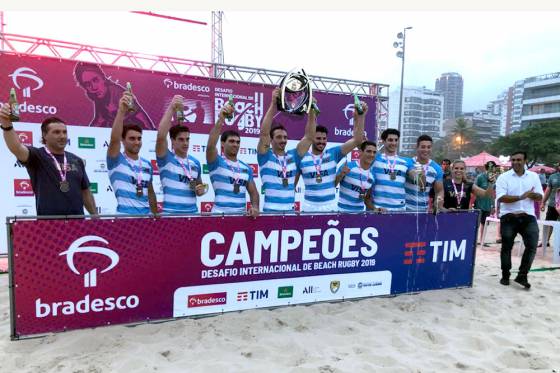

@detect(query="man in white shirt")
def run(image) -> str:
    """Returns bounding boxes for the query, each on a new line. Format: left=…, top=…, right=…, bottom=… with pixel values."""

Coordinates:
left=495, top=151, right=543, bottom=289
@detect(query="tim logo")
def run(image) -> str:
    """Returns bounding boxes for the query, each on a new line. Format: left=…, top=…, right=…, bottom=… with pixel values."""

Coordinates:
left=403, top=242, right=427, bottom=265
left=9, top=67, right=44, bottom=98
left=188, top=292, right=227, bottom=308
left=59, top=235, right=119, bottom=288
left=343, top=103, right=355, bottom=127
left=14, top=179, right=33, bottom=196
left=16, top=131, right=33, bottom=146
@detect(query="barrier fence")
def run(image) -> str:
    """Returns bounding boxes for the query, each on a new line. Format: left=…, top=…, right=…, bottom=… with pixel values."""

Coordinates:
left=8, top=210, right=479, bottom=339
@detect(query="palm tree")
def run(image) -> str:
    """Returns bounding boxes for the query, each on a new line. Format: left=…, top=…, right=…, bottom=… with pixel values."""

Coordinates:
left=451, top=118, right=476, bottom=156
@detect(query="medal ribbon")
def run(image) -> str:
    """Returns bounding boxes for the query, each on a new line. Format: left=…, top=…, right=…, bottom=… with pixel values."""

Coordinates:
left=226, top=159, right=241, bottom=185
left=452, top=182, right=464, bottom=207
left=311, top=152, right=323, bottom=179
left=123, top=153, right=142, bottom=189
left=44, top=147, right=67, bottom=183
left=274, top=153, right=288, bottom=179
left=386, top=155, right=397, bottom=175
left=359, top=165, right=370, bottom=194
left=175, top=153, right=193, bottom=181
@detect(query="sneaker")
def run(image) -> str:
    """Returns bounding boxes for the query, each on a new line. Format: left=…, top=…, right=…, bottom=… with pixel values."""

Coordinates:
left=514, top=276, right=531, bottom=289
left=500, top=278, right=510, bottom=286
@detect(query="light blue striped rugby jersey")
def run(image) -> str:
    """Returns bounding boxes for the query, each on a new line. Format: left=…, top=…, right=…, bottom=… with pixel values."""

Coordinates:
left=404, top=158, right=443, bottom=212
left=107, top=153, right=153, bottom=214
left=371, top=153, right=414, bottom=211
left=298, top=146, right=344, bottom=204
left=156, top=150, right=202, bottom=213
left=208, top=155, right=254, bottom=213
left=337, top=160, right=376, bottom=211
left=258, top=148, right=302, bottom=212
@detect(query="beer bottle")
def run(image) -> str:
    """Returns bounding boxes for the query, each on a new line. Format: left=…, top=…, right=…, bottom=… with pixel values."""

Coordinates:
left=176, top=101, right=185, bottom=125
left=354, top=94, right=364, bottom=115
left=125, top=82, right=136, bottom=113
left=9, top=88, right=20, bottom=122
left=225, top=94, right=234, bottom=120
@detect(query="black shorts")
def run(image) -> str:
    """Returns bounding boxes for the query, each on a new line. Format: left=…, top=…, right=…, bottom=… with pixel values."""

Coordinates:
left=546, top=206, right=559, bottom=221
left=479, top=210, right=491, bottom=225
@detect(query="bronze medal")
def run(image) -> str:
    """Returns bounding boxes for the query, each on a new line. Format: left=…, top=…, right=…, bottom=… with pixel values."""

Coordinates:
left=189, top=179, right=197, bottom=190
left=390, top=171, right=396, bottom=180
left=316, top=174, right=323, bottom=183
left=136, top=185, right=143, bottom=197
left=59, top=180, right=70, bottom=193
left=358, top=193, right=365, bottom=200
left=282, top=178, right=288, bottom=187
left=233, top=183, right=240, bottom=194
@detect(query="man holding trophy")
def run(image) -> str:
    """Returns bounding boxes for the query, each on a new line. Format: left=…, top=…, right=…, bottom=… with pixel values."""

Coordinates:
left=257, top=87, right=317, bottom=212
left=155, top=95, right=206, bottom=214
left=277, top=69, right=366, bottom=213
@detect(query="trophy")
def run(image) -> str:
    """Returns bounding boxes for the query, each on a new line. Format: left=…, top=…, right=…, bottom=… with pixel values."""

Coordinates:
left=225, top=95, right=234, bottom=120
left=277, top=68, right=313, bottom=115
left=9, top=88, right=20, bottom=122
left=125, top=82, right=136, bottom=113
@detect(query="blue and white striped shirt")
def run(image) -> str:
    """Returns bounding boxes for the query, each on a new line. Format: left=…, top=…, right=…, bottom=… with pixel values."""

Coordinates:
left=208, top=155, right=254, bottom=213
left=107, top=153, right=153, bottom=214
left=299, top=146, right=344, bottom=204
left=337, top=160, right=376, bottom=211
left=405, top=158, right=443, bottom=212
left=258, top=148, right=301, bottom=212
left=372, top=153, right=413, bottom=211
left=157, top=150, right=201, bottom=213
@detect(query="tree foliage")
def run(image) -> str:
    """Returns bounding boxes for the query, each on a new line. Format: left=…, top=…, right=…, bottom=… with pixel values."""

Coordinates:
left=489, top=121, right=560, bottom=166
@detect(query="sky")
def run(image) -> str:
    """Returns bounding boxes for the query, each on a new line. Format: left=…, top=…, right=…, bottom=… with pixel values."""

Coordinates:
left=3, top=10, right=560, bottom=111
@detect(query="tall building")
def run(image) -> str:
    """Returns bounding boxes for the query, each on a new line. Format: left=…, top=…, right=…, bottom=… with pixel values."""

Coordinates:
left=435, top=72, right=464, bottom=120
left=486, top=88, right=513, bottom=137
left=461, top=110, right=501, bottom=145
left=510, top=72, right=560, bottom=132
left=389, top=86, right=444, bottom=153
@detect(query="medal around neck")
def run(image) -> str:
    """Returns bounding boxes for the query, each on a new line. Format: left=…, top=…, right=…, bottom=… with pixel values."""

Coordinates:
left=277, top=68, right=313, bottom=115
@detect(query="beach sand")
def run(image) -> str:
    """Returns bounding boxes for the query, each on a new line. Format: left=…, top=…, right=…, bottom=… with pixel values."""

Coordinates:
left=1, top=225, right=559, bottom=373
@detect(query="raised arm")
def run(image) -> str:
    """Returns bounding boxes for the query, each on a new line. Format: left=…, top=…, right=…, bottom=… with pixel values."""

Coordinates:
left=206, top=104, right=233, bottom=164
left=472, top=174, right=496, bottom=198
left=335, top=162, right=350, bottom=187
left=340, top=101, right=367, bottom=156
left=156, top=95, right=183, bottom=158
left=296, top=98, right=317, bottom=157
left=107, top=92, right=132, bottom=158
left=257, top=88, right=280, bottom=154
left=0, top=103, right=29, bottom=162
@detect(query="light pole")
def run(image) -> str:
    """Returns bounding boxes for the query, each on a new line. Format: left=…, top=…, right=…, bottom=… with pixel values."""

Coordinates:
left=393, top=26, right=412, bottom=149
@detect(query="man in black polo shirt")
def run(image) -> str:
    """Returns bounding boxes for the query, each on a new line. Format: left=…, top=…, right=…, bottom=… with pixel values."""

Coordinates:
left=1, top=104, right=97, bottom=216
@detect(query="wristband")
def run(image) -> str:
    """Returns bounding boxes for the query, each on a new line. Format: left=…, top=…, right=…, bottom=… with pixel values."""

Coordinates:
left=1, top=125, right=14, bottom=131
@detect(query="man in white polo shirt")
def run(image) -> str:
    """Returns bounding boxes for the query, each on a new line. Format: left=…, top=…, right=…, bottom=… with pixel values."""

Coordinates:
left=495, top=151, right=543, bottom=289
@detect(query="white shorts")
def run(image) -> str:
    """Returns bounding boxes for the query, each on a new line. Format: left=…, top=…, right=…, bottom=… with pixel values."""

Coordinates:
left=302, top=200, right=338, bottom=213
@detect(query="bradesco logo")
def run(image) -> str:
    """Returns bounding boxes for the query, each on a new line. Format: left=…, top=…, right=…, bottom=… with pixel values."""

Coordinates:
left=188, top=292, right=227, bottom=308
left=35, top=236, right=140, bottom=318
left=9, top=67, right=58, bottom=114
left=14, top=179, right=34, bottom=196
left=163, top=78, right=210, bottom=93
left=16, top=131, right=33, bottom=146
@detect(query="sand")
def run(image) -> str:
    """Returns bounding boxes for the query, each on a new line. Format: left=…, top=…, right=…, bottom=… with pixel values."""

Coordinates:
left=1, top=226, right=559, bottom=373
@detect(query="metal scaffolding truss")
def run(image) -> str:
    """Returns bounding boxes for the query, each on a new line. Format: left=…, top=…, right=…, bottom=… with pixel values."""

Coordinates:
left=0, top=32, right=389, bottom=133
